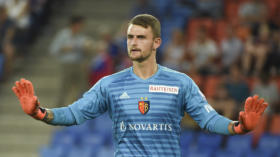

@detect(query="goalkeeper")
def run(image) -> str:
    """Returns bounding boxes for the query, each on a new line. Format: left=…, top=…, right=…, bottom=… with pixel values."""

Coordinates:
left=12, top=14, right=268, bottom=157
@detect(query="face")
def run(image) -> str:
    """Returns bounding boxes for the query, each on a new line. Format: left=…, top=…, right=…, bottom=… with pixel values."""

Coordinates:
left=127, top=24, right=161, bottom=62
left=71, top=22, right=84, bottom=34
left=197, top=30, right=207, bottom=42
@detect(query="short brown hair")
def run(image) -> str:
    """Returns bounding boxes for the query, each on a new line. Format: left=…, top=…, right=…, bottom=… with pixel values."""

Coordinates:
left=129, top=14, right=161, bottom=38
left=70, top=15, right=84, bottom=25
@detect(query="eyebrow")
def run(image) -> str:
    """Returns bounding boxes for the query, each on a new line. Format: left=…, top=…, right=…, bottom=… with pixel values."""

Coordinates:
left=127, top=34, right=146, bottom=38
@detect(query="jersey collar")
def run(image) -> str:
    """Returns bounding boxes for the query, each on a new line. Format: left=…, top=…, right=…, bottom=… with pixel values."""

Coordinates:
left=130, top=64, right=162, bottom=82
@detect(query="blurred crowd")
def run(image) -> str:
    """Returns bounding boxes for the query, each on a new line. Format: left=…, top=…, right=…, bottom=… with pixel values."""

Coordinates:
left=0, top=0, right=52, bottom=81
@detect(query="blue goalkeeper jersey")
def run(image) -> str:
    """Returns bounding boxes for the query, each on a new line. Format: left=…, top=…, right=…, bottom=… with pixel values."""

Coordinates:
left=66, top=65, right=228, bottom=157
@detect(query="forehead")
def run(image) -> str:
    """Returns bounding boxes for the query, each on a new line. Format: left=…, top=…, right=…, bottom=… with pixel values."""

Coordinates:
left=127, top=24, right=152, bottom=36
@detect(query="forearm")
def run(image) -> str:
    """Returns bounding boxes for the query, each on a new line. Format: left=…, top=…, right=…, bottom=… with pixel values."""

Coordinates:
left=42, top=107, right=77, bottom=126
left=205, top=115, right=233, bottom=135
left=205, top=114, right=245, bottom=135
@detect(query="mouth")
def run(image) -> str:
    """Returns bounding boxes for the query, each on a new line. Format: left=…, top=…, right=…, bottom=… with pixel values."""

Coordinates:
left=130, top=48, right=141, bottom=53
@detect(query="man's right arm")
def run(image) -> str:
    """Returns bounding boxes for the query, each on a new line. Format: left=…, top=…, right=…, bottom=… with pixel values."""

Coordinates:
left=12, top=78, right=77, bottom=126
left=42, top=107, right=77, bottom=126
left=12, top=78, right=108, bottom=126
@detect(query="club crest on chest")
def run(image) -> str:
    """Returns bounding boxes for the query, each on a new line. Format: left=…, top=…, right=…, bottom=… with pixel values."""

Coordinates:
left=138, top=97, right=150, bottom=115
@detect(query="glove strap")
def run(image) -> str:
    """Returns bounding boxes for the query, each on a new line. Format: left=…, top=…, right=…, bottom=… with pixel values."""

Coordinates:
left=233, top=121, right=249, bottom=134
left=32, top=107, right=47, bottom=120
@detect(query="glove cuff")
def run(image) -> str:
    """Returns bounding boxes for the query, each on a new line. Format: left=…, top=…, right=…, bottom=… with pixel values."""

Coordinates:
left=32, top=107, right=47, bottom=120
left=233, top=121, right=249, bottom=134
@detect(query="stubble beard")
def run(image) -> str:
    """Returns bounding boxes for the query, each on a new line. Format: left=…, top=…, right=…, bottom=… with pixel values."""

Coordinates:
left=129, top=51, right=152, bottom=63
left=128, top=46, right=154, bottom=63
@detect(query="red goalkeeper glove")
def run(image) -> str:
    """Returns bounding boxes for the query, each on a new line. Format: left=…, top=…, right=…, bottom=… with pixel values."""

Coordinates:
left=12, top=78, right=46, bottom=120
left=233, top=95, right=268, bottom=134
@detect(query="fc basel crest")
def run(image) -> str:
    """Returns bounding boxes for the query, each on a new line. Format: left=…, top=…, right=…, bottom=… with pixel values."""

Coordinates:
left=138, top=97, right=150, bottom=115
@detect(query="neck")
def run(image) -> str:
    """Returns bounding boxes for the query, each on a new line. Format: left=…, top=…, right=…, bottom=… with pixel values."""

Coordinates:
left=132, top=55, right=158, bottom=80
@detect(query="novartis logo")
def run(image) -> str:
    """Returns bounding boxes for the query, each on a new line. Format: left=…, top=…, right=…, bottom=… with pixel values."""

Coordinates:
left=120, top=121, right=126, bottom=131
left=120, top=121, right=172, bottom=132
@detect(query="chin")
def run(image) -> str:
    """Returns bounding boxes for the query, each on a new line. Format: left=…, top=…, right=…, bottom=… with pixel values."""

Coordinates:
left=129, top=52, right=152, bottom=63
left=129, top=54, right=142, bottom=60
left=130, top=56, right=141, bottom=61
left=130, top=57, right=147, bottom=63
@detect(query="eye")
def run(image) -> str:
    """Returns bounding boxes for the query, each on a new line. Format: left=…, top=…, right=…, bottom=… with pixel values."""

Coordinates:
left=127, top=35, right=133, bottom=39
left=137, top=35, right=146, bottom=39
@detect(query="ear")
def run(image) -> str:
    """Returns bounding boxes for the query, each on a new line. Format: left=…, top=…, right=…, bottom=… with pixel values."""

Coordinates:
left=153, top=37, right=161, bottom=50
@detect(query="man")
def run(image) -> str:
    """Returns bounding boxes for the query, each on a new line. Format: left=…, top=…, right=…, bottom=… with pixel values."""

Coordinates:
left=220, top=26, right=243, bottom=73
left=12, top=14, right=268, bottom=157
left=49, top=15, right=93, bottom=107
left=0, top=6, right=15, bottom=81
left=187, top=26, right=219, bottom=76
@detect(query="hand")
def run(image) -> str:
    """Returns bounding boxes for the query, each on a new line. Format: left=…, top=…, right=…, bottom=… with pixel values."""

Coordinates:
left=12, top=78, right=46, bottom=120
left=234, top=95, right=268, bottom=134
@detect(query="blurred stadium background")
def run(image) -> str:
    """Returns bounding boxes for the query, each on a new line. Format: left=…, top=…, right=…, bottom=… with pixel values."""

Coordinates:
left=0, top=0, right=280, bottom=157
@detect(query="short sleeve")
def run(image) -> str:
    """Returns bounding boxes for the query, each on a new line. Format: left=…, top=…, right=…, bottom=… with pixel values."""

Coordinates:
left=69, top=79, right=108, bottom=124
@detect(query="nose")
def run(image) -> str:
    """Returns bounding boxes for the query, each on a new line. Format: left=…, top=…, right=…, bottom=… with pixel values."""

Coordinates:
left=130, top=37, right=138, bottom=46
